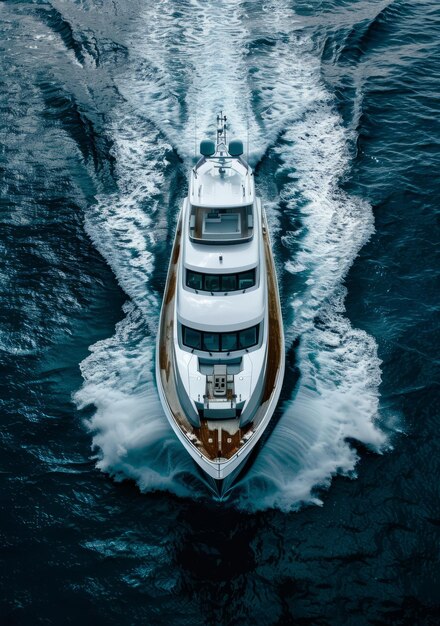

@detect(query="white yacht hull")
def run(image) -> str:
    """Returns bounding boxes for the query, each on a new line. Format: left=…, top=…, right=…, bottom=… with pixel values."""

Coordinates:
left=156, top=118, right=284, bottom=493
left=155, top=207, right=285, bottom=489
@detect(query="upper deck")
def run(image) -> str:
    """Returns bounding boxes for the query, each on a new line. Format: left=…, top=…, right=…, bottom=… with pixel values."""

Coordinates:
left=182, top=197, right=261, bottom=274
left=188, top=145, right=255, bottom=245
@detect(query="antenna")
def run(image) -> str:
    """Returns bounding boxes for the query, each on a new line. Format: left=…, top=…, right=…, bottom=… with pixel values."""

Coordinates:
left=216, top=110, right=227, bottom=148
left=247, top=112, right=250, bottom=164
left=194, top=102, right=197, bottom=160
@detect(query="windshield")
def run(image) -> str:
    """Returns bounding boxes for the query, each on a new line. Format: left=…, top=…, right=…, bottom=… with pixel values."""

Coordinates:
left=186, top=269, right=256, bottom=292
left=182, top=324, right=259, bottom=352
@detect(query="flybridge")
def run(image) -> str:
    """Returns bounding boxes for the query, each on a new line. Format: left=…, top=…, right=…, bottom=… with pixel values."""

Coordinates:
left=188, top=204, right=254, bottom=244
left=189, top=113, right=255, bottom=244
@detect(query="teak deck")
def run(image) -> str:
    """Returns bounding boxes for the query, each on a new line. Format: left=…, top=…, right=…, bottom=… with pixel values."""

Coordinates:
left=157, top=212, right=283, bottom=462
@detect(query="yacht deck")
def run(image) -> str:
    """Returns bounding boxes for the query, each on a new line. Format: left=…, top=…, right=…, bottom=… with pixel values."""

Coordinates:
left=157, top=211, right=283, bottom=462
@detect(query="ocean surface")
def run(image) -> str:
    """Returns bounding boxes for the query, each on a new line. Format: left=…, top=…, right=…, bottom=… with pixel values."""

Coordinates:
left=1, top=0, right=439, bottom=623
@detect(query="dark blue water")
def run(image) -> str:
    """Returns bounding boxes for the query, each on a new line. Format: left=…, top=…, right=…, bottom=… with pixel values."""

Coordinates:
left=1, top=0, right=439, bottom=623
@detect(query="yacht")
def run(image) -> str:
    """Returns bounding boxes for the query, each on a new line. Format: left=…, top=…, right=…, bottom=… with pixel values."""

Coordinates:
left=156, top=113, right=285, bottom=494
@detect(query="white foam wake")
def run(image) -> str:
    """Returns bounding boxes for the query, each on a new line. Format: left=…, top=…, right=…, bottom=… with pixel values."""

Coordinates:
left=84, top=116, right=170, bottom=319
left=75, top=302, right=202, bottom=497
left=76, top=0, right=388, bottom=510
left=233, top=11, right=387, bottom=509
left=118, top=0, right=267, bottom=160
left=236, top=289, right=386, bottom=511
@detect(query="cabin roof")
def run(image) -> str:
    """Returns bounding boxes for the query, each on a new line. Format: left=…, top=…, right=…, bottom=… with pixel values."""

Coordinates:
left=176, top=280, right=265, bottom=332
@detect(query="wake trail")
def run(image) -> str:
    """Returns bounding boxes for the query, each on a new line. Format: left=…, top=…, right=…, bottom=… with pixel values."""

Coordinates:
left=234, top=3, right=387, bottom=509
left=76, top=0, right=388, bottom=510
left=120, top=0, right=265, bottom=159
left=75, top=303, right=200, bottom=498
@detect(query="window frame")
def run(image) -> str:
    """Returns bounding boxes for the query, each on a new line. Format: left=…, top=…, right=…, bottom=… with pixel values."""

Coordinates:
left=181, top=324, right=260, bottom=353
left=185, top=268, right=256, bottom=293
left=182, top=326, right=202, bottom=350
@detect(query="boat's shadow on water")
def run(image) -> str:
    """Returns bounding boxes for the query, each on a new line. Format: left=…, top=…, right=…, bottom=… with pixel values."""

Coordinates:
left=167, top=492, right=290, bottom=624
left=174, top=501, right=257, bottom=580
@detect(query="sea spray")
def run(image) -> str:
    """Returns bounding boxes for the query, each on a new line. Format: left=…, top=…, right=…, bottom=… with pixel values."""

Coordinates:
left=235, top=26, right=387, bottom=509
left=75, top=302, right=204, bottom=498
left=84, top=116, right=171, bottom=318
left=235, top=289, right=386, bottom=512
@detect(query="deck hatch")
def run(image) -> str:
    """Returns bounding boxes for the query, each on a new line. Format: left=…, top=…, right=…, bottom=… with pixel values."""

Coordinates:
left=213, top=365, right=227, bottom=397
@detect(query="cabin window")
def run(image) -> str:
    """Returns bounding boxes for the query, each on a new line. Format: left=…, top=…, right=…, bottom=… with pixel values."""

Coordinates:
left=239, top=326, right=258, bottom=349
left=182, top=324, right=259, bottom=352
left=221, top=274, right=237, bottom=291
left=183, top=326, right=202, bottom=350
left=238, top=270, right=255, bottom=290
left=203, top=332, right=220, bottom=352
left=204, top=274, right=221, bottom=292
left=221, top=332, right=238, bottom=352
left=186, top=270, right=203, bottom=290
left=185, top=268, right=256, bottom=292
